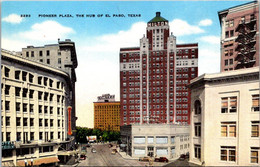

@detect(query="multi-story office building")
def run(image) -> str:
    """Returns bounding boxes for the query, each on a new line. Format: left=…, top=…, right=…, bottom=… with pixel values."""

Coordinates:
left=121, top=124, right=190, bottom=159
left=120, top=12, right=198, bottom=125
left=94, top=94, right=120, bottom=131
left=188, top=67, right=259, bottom=166
left=1, top=47, right=77, bottom=166
left=218, top=1, right=259, bottom=71
left=19, top=39, right=78, bottom=138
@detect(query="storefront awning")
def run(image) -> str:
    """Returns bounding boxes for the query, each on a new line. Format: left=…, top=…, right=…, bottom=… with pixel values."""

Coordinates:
left=16, top=156, right=59, bottom=166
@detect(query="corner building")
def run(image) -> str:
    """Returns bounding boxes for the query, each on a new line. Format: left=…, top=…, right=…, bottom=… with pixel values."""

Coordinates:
left=94, top=94, right=120, bottom=131
left=120, top=12, right=198, bottom=125
left=218, top=1, right=259, bottom=71
left=188, top=67, right=259, bottom=166
left=1, top=48, right=75, bottom=166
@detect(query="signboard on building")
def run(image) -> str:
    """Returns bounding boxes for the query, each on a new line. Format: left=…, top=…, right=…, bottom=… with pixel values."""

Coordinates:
left=87, top=136, right=97, bottom=143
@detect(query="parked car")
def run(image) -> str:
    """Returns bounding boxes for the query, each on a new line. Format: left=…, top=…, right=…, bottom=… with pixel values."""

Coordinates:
left=86, top=144, right=91, bottom=147
left=155, top=157, right=169, bottom=162
left=139, top=157, right=151, bottom=162
left=179, top=154, right=186, bottom=161
left=91, top=148, right=96, bottom=153
left=80, top=154, right=86, bottom=160
left=111, top=149, right=117, bottom=155
left=108, top=144, right=113, bottom=148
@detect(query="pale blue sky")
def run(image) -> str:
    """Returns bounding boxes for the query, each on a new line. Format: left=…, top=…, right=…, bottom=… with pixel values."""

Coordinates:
left=1, top=1, right=251, bottom=128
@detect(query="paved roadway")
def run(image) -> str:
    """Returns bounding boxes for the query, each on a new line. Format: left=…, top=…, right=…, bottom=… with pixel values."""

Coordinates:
left=78, top=144, right=148, bottom=166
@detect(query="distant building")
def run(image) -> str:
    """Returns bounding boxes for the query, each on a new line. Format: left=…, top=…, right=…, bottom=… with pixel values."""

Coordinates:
left=94, top=94, right=120, bottom=131
left=188, top=67, right=259, bottom=166
left=120, top=124, right=190, bottom=160
left=120, top=12, right=198, bottom=126
left=218, top=1, right=259, bottom=71
left=1, top=47, right=77, bottom=166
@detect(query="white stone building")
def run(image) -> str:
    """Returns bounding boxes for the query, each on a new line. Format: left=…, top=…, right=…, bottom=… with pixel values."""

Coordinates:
left=120, top=124, right=190, bottom=160
left=188, top=67, right=260, bottom=166
left=1, top=47, right=77, bottom=166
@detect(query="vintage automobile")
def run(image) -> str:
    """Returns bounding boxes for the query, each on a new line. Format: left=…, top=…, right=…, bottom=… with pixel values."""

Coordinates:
left=80, top=153, right=86, bottom=160
left=139, top=157, right=152, bottom=162
left=111, top=149, right=117, bottom=155
left=91, top=148, right=96, bottom=153
left=154, top=157, right=169, bottom=162
left=179, top=154, right=186, bottom=161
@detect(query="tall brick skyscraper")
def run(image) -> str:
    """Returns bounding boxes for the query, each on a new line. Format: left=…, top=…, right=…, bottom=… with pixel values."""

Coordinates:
left=120, top=12, right=198, bottom=126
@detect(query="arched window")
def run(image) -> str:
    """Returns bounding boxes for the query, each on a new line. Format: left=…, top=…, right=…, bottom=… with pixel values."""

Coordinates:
left=194, top=100, right=201, bottom=115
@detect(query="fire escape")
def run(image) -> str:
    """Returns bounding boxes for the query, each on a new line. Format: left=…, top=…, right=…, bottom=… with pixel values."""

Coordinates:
left=235, top=14, right=257, bottom=69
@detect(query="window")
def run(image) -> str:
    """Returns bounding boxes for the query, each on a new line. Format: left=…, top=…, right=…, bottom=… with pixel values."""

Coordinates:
left=30, top=132, right=34, bottom=141
left=15, top=71, right=20, bottom=80
left=44, top=92, right=48, bottom=101
left=134, top=136, right=145, bottom=144
left=23, top=104, right=27, bottom=112
left=30, top=118, right=34, bottom=126
left=31, top=51, right=34, bottom=57
left=6, top=117, right=10, bottom=126
left=194, top=123, right=201, bottom=137
left=45, top=119, right=48, bottom=127
left=230, top=30, right=234, bottom=37
left=30, top=104, right=34, bottom=113
left=251, top=147, right=259, bottom=164
left=23, top=118, right=28, bottom=126
left=221, top=97, right=237, bottom=113
left=225, top=60, right=228, bottom=66
left=5, top=101, right=10, bottom=111
left=29, top=74, right=34, bottom=83
left=46, top=50, right=50, bottom=56
left=251, top=121, right=260, bottom=137
left=38, top=91, right=42, bottom=100
left=156, top=136, right=168, bottom=144
left=16, top=117, right=21, bottom=126
left=17, top=132, right=21, bottom=141
left=39, top=132, right=43, bottom=140
left=38, top=77, right=42, bottom=85
left=225, top=31, right=229, bottom=38
left=15, top=87, right=21, bottom=97
left=44, top=106, right=48, bottom=114
left=252, top=94, right=259, bottom=112
left=58, top=58, right=61, bottom=64
left=221, top=122, right=236, bottom=137
left=39, top=51, right=43, bottom=56
left=171, top=136, right=175, bottom=144
left=29, top=90, right=34, bottom=98
left=229, top=59, right=233, bottom=65
left=39, top=119, right=43, bottom=127
left=194, top=145, right=201, bottom=159
left=5, top=85, right=10, bottom=95
left=39, top=105, right=42, bottom=113
left=147, top=136, right=154, bottom=144
left=194, top=100, right=201, bottom=114
left=4, top=67, right=10, bottom=77
left=22, top=71, right=27, bottom=81
left=22, top=88, right=28, bottom=98
left=221, top=146, right=236, bottom=162
left=47, top=59, right=50, bottom=64
left=49, top=80, right=53, bottom=87
left=50, top=94, right=54, bottom=101
left=50, top=119, right=53, bottom=127
left=26, top=52, right=29, bottom=57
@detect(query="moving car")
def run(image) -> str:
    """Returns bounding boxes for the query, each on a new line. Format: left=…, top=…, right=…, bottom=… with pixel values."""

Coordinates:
left=139, top=157, right=151, bottom=162
left=91, top=148, right=96, bottom=153
left=155, top=157, right=169, bottom=162
left=179, top=154, right=186, bottom=161
left=80, top=154, right=86, bottom=160
left=108, top=144, right=113, bottom=148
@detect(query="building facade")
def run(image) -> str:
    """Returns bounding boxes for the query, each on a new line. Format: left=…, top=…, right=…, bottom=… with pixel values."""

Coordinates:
left=188, top=67, right=259, bottom=166
left=120, top=12, right=198, bottom=126
left=218, top=1, right=259, bottom=71
left=19, top=39, right=78, bottom=138
left=1, top=48, right=77, bottom=166
left=120, top=124, right=190, bottom=160
left=94, top=94, right=120, bottom=131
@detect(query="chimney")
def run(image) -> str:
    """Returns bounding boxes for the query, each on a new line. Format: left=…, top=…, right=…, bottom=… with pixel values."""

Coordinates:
left=156, top=12, right=160, bottom=17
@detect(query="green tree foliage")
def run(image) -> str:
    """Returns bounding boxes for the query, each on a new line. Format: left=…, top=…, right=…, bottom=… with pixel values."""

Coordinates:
left=76, top=126, right=121, bottom=143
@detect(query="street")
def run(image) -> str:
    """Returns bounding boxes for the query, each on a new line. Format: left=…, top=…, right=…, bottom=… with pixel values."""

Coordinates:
left=78, top=144, right=148, bottom=166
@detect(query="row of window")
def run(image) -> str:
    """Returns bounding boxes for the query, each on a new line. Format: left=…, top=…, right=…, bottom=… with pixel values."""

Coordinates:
left=2, top=116, right=64, bottom=128
left=2, top=66, right=64, bottom=89
left=224, top=59, right=233, bottom=66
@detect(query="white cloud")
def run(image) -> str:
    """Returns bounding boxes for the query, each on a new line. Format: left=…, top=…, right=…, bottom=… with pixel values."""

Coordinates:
left=200, top=35, right=220, bottom=44
left=19, top=20, right=75, bottom=42
left=170, top=19, right=204, bottom=36
left=2, top=14, right=23, bottom=24
left=199, top=19, right=213, bottom=26
left=1, top=38, right=29, bottom=52
left=198, top=48, right=220, bottom=75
